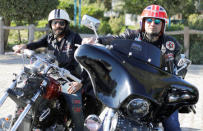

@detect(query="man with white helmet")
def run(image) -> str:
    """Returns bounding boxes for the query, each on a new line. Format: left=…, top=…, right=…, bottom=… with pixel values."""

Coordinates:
left=13, top=9, right=85, bottom=130
left=82, top=4, right=189, bottom=131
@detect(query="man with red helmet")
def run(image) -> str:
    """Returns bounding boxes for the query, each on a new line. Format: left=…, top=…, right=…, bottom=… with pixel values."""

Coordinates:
left=82, top=4, right=187, bottom=131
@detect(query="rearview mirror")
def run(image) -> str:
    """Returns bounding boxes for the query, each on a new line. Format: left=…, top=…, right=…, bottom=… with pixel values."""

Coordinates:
left=81, top=15, right=100, bottom=30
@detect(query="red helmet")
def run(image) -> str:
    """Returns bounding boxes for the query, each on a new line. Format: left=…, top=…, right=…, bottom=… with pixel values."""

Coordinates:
left=140, top=5, right=168, bottom=33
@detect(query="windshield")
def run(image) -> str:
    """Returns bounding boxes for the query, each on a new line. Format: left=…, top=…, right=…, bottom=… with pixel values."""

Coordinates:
left=110, top=39, right=162, bottom=68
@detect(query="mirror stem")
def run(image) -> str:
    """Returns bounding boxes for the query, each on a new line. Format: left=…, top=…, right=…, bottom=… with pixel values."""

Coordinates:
left=91, top=22, right=98, bottom=38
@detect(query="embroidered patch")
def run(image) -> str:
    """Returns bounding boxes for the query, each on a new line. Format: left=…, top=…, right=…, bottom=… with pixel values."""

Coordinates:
left=165, top=53, right=174, bottom=61
left=166, top=41, right=175, bottom=51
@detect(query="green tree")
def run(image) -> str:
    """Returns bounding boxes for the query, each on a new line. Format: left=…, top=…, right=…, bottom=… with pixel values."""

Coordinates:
left=0, top=0, right=59, bottom=49
left=108, top=16, right=124, bottom=34
left=123, top=0, right=199, bottom=20
left=83, top=0, right=97, bottom=4
left=58, top=1, right=74, bottom=20
left=98, top=21, right=112, bottom=35
left=104, top=0, right=112, bottom=10
left=81, top=5, right=104, bottom=19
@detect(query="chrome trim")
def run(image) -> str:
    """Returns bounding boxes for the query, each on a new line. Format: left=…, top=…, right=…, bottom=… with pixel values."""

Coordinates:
left=0, top=70, right=24, bottom=108
left=103, top=108, right=115, bottom=131
left=10, top=90, right=41, bottom=131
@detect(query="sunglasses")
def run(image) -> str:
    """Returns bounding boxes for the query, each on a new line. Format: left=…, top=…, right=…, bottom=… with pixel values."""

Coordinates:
left=145, top=18, right=162, bottom=25
left=51, top=20, right=66, bottom=26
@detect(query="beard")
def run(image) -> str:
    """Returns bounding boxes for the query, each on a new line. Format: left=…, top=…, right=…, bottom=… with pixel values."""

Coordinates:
left=144, top=32, right=160, bottom=42
left=53, top=27, right=66, bottom=38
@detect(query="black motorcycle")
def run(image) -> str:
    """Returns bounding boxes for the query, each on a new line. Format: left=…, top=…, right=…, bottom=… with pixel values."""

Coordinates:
left=0, top=49, right=81, bottom=131
left=74, top=39, right=199, bottom=131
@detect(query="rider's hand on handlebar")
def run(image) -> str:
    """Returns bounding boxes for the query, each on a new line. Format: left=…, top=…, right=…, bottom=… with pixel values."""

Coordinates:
left=82, top=37, right=96, bottom=45
left=67, top=82, right=83, bottom=94
left=12, top=44, right=27, bottom=53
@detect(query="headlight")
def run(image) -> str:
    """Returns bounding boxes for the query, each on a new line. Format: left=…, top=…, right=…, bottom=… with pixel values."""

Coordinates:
left=168, top=93, right=192, bottom=103
left=84, top=114, right=102, bottom=131
left=166, top=85, right=197, bottom=103
left=126, top=98, right=150, bottom=118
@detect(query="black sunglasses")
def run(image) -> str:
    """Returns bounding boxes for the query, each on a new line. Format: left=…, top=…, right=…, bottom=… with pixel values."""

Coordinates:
left=51, top=20, right=66, bottom=26
left=145, top=18, right=162, bottom=25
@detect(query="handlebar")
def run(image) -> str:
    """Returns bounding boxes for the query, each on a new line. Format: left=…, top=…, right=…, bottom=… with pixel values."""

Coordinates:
left=23, top=49, right=81, bottom=83
left=175, top=58, right=191, bottom=76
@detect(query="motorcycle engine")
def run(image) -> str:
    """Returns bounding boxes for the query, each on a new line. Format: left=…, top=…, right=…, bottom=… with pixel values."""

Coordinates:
left=32, top=97, right=66, bottom=129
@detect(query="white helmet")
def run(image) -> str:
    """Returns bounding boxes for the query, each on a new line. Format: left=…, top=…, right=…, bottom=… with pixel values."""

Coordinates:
left=48, top=9, right=71, bottom=23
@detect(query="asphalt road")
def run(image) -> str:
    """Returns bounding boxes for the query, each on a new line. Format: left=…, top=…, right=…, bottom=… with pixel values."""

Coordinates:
left=0, top=54, right=203, bottom=131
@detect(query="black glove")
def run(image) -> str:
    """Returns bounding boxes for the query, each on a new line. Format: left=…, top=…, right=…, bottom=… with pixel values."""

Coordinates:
left=179, top=105, right=196, bottom=113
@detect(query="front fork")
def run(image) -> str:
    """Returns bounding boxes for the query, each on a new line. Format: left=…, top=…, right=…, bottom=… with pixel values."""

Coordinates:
left=99, top=107, right=163, bottom=131
left=99, top=107, right=115, bottom=131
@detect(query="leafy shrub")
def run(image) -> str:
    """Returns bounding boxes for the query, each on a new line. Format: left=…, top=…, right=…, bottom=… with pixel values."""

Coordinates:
left=34, top=31, right=47, bottom=40
left=189, top=34, right=203, bottom=64
left=58, top=2, right=104, bottom=31
left=81, top=4, right=104, bottom=19
left=37, top=19, right=48, bottom=27
left=166, top=23, right=184, bottom=31
left=190, top=39, right=203, bottom=64
left=98, top=21, right=112, bottom=35
left=188, top=14, right=203, bottom=30
left=187, top=14, right=203, bottom=64
left=108, top=16, right=124, bottom=35
left=70, top=24, right=94, bottom=34
left=119, top=26, right=127, bottom=34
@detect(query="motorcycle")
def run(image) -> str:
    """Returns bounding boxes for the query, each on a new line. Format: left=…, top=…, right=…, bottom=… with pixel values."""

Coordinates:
left=74, top=15, right=199, bottom=131
left=0, top=49, right=81, bottom=131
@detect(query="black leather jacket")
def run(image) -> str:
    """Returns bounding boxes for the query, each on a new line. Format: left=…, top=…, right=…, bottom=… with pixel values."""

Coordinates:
left=97, top=29, right=182, bottom=74
left=27, top=30, right=82, bottom=77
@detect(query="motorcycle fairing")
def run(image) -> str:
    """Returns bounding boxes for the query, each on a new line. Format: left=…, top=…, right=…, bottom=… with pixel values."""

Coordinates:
left=74, top=40, right=198, bottom=109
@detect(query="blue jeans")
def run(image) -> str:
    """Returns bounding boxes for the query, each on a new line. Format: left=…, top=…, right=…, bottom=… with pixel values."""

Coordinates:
left=61, top=85, right=84, bottom=131
left=162, top=110, right=181, bottom=131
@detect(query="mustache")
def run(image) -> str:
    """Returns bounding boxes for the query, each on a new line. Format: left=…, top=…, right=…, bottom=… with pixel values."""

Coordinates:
left=54, top=27, right=64, bottom=31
